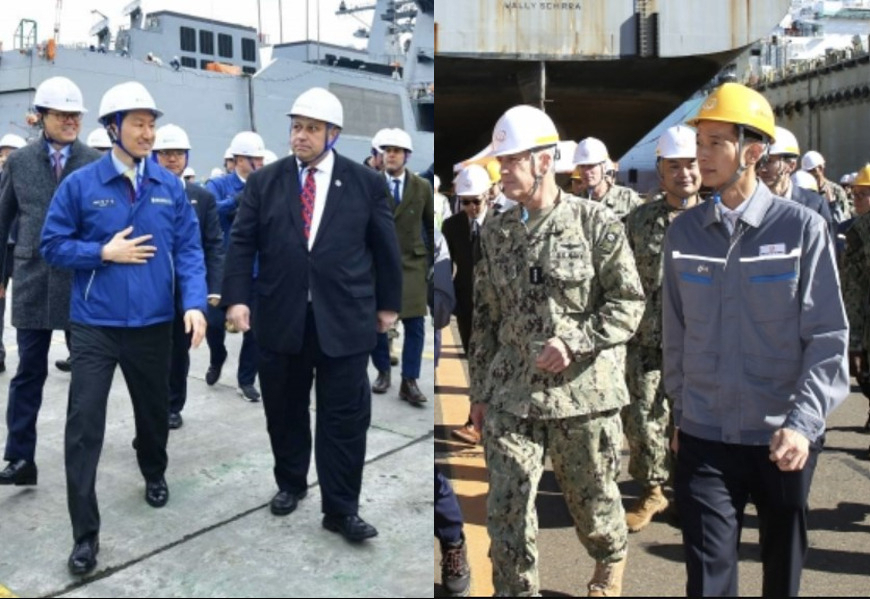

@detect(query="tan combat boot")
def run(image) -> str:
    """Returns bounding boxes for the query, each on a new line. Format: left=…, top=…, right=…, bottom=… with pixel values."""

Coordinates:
left=625, top=485, right=669, bottom=533
left=587, top=554, right=626, bottom=597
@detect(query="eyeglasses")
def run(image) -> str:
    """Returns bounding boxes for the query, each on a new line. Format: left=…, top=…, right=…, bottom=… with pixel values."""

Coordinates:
left=460, top=199, right=483, bottom=206
left=158, top=149, right=187, bottom=158
left=46, top=110, right=83, bottom=123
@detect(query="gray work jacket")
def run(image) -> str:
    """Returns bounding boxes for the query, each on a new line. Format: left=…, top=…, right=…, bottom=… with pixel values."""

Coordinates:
left=662, top=183, right=848, bottom=445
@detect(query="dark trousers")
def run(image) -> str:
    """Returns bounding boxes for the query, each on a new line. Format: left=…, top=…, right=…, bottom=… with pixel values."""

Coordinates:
left=205, top=303, right=258, bottom=386
left=455, top=310, right=472, bottom=355
left=675, top=431, right=820, bottom=598
left=3, top=329, right=52, bottom=462
left=169, top=309, right=192, bottom=414
left=259, top=306, right=371, bottom=516
left=435, top=466, right=463, bottom=545
left=371, top=316, right=425, bottom=378
left=66, top=322, right=172, bottom=542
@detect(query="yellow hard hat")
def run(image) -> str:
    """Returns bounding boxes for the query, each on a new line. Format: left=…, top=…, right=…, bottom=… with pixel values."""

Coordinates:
left=570, top=165, right=582, bottom=179
left=686, top=82, right=776, bottom=142
left=853, top=164, right=870, bottom=187
left=485, top=159, right=501, bottom=184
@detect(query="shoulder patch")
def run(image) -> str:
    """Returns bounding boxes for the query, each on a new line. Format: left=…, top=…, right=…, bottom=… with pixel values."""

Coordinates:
left=598, top=222, right=623, bottom=253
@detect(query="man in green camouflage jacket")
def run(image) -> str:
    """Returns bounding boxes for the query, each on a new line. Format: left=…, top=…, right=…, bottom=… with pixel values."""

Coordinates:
left=469, top=105, right=644, bottom=597
left=622, top=126, right=701, bottom=533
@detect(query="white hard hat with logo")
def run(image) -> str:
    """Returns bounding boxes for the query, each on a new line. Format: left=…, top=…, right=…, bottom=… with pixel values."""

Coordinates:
left=229, top=131, right=266, bottom=158
left=34, top=77, right=87, bottom=113
left=573, top=137, right=609, bottom=165
left=490, top=105, right=559, bottom=157
left=656, top=126, right=696, bottom=159
left=377, top=128, right=413, bottom=153
left=98, top=81, right=162, bottom=122
left=85, top=128, right=111, bottom=149
left=0, top=133, right=27, bottom=150
left=769, top=127, right=800, bottom=157
left=153, top=124, right=191, bottom=151
left=287, top=87, right=343, bottom=128
left=454, top=164, right=492, bottom=197
left=182, top=167, right=196, bottom=178
left=801, top=150, right=825, bottom=171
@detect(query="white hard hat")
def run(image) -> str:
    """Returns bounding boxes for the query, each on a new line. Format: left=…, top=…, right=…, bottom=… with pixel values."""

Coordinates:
left=262, top=149, right=278, bottom=165
left=85, top=128, right=112, bottom=149
left=454, top=165, right=491, bottom=197
left=182, top=167, right=196, bottom=178
left=376, top=128, right=413, bottom=152
left=490, top=105, right=559, bottom=157
left=434, top=174, right=441, bottom=191
left=153, top=124, right=191, bottom=151
left=656, top=125, right=696, bottom=159
left=768, top=127, right=800, bottom=156
left=840, top=172, right=855, bottom=185
left=223, top=147, right=234, bottom=160
left=210, top=167, right=224, bottom=178
left=34, top=77, right=87, bottom=113
left=287, top=87, right=343, bottom=128
left=0, top=133, right=27, bottom=150
left=371, top=128, right=389, bottom=152
left=554, top=140, right=578, bottom=174
left=801, top=150, right=825, bottom=171
left=792, top=170, right=819, bottom=192
left=229, top=131, right=266, bottom=158
left=98, top=81, right=162, bottom=121
left=573, top=137, right=609, bottom=165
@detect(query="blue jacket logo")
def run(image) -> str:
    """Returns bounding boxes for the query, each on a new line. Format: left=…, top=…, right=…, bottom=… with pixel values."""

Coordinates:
left=92, top=199, right=115, bottom=208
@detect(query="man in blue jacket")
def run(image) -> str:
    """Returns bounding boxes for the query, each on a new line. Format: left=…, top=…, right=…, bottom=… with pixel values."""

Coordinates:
left=40, top=81, right=207, bottom=576
left=662, top=83, right=849, bottom=597
left=204, top=131, right=264, bottom=400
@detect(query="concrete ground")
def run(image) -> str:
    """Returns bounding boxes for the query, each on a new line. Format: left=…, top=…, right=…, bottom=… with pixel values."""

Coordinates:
left=436, top=322, right=870, bottom=597
left=0, top=304, right=434, bottom=598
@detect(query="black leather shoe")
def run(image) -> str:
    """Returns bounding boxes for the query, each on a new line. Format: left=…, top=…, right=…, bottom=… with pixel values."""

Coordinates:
left=68, top=534, right=99, bottom=575
left=371, top=370, right=391, bottom=394
left=145, top=477, right=169, bottom=508
left=205, top=361, right=224, bottom=386
left=55, top=358, right=72, bottom=372
left=322, top=514, right=378, bottom=542
left=269, top=489, right=307, bottom=516
left=168, top=412, right=183, bottom=430
left=0, top=459, right=37, bottom=486
left=400, top=378, right=428, bottom=406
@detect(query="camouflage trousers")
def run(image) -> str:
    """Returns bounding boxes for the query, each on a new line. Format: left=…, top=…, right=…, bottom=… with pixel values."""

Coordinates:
left=622, top=344, right=673, bottom=488
left=484, top=408, right=627, bottom=597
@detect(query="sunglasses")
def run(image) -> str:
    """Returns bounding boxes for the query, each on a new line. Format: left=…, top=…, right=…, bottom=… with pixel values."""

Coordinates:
left=460, top=199, right=483, bottom=206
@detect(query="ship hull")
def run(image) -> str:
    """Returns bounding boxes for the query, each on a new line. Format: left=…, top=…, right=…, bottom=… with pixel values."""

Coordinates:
left=435, top=48, right=744, bottom=179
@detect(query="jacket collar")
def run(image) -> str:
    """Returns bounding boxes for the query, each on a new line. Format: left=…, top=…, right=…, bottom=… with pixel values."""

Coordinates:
left=702, top=179, right=774, bottom=230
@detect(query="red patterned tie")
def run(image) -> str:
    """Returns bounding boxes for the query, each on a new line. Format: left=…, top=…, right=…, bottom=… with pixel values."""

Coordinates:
left=301, top=167, right=316, bottom=239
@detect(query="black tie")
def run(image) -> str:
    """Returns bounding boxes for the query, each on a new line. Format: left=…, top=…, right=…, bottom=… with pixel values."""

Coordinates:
left=471, top=220, right=482, bottom=264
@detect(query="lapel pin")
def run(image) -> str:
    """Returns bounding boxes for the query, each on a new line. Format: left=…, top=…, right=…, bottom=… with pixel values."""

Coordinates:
left=335, top=179, right=342, bottom=187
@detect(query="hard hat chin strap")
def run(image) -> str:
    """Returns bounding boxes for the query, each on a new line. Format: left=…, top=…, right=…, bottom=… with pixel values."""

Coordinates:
left=713, top=126, right=750, bottom=202
left=107, top=112, right=142, bottom=165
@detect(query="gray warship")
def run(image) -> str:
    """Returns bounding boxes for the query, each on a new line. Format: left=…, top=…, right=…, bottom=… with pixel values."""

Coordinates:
left=0, top=0, right=434, bottom=177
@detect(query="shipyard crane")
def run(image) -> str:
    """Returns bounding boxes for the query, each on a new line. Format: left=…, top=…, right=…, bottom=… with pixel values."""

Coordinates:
left=53, top=0, right=63, bottom=43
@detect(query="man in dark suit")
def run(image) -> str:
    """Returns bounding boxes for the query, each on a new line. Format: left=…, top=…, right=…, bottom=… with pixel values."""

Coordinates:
left=442, top=164, right=493, bottom=446
left=153, top=124, right=224, bottom=429
left=369, top=128, right=435, bottom=405
left=0, top=77, right=101, bottom=486
left=223, top=87, right=402, bottom=542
